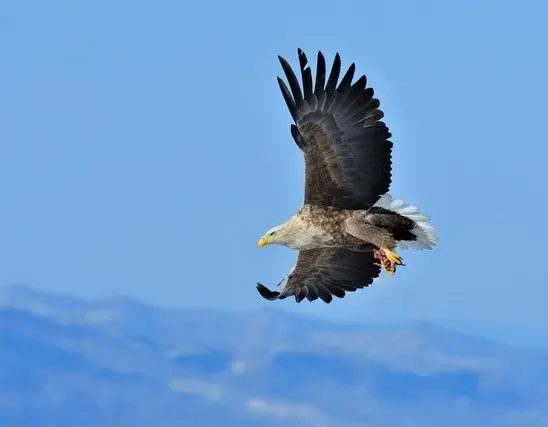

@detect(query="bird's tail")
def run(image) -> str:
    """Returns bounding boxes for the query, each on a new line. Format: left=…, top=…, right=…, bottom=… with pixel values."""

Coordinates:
left=373, top=193, right=439, bottom=250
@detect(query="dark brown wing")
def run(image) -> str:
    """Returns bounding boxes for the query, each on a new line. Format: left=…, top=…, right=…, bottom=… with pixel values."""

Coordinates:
left=278, top=49, right=393, bottom=209
left=256, top=248, right=381, bottom=303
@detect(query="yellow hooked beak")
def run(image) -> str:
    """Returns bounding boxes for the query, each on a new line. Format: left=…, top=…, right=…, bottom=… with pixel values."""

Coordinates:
left=257, top=234, right=274, bottom=248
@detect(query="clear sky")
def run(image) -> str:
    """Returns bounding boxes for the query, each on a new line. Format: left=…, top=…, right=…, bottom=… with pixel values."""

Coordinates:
left=1, top=0, right=547, bottom=343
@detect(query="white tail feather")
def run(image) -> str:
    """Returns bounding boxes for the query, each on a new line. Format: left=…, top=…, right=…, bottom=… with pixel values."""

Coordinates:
left=373, top=193, right=439, bottom=250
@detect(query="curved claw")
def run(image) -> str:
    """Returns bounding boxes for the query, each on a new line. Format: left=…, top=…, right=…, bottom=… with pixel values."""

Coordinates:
left=374, top=248, right=404, bottom=275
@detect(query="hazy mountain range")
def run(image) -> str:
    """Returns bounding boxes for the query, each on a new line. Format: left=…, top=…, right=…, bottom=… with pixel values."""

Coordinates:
left=0, top=285, right=546, bottom=427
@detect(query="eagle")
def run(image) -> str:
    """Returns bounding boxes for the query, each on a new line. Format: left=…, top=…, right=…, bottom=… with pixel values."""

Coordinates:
left=256, top=49, right=438, bottom=304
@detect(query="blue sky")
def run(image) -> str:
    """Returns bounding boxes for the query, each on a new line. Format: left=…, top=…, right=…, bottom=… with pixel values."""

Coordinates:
left=1, top=0, right=547, bottom=343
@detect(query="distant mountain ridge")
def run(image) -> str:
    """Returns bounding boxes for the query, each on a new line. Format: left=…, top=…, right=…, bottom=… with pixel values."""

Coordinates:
left=0, top=285, right=546, bottom=427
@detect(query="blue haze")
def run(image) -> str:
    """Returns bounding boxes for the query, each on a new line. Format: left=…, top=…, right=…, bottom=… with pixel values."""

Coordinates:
left=0, top=285, right=547, bottom=427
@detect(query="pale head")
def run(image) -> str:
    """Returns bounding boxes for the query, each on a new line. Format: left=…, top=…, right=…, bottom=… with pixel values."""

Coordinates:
left=257, top=213, right=320, bottom=250
left=257, top=213, right=304, bottom=249
left=257, top=224, right=287, bottom=248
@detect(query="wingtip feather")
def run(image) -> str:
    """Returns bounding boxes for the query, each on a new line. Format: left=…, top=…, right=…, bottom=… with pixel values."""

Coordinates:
left=256, top=283, right=281, bottom=301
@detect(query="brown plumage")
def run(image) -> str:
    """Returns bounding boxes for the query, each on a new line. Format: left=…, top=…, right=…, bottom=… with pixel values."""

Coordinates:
left=256, top=49, right=438, bottom=304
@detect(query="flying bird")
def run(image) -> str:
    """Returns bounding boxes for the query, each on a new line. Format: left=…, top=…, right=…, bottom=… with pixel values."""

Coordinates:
left=256, top=49, right=438, bottom=303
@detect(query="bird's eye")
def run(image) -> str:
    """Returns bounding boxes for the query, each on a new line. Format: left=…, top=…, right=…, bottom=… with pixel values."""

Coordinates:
left=269, top=231, right=275, bottom=236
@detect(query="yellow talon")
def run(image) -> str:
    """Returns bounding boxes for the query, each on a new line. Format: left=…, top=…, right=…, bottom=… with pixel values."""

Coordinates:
left=374, top=248, right=404, bottom=275
left=385, top=249, right=403, bottom=266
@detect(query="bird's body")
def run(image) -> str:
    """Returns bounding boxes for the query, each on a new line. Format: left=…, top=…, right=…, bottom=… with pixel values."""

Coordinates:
left=269, top=204, right=415, bottom=251
left=256, top=49, right=438, bottom=303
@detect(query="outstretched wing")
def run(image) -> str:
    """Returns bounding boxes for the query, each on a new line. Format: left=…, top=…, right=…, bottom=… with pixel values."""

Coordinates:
left=256, top=248, right=381, bottom=303
left=278, top=49, right=393, bottom=209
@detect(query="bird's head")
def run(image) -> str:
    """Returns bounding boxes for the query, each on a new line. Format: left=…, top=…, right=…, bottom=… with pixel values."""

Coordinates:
left=257, top=224, right=285, bottom=248
left=258, top=213, right=307, bottom=249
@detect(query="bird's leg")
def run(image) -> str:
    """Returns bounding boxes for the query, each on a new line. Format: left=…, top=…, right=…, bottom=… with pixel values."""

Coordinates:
left=373, top=248, right=404, bottom=275
left=345, top=218, right=403, bottom=274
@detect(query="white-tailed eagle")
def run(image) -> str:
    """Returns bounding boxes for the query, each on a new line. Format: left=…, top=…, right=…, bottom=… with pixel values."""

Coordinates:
left=257, top=49, right=438, bottom=303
